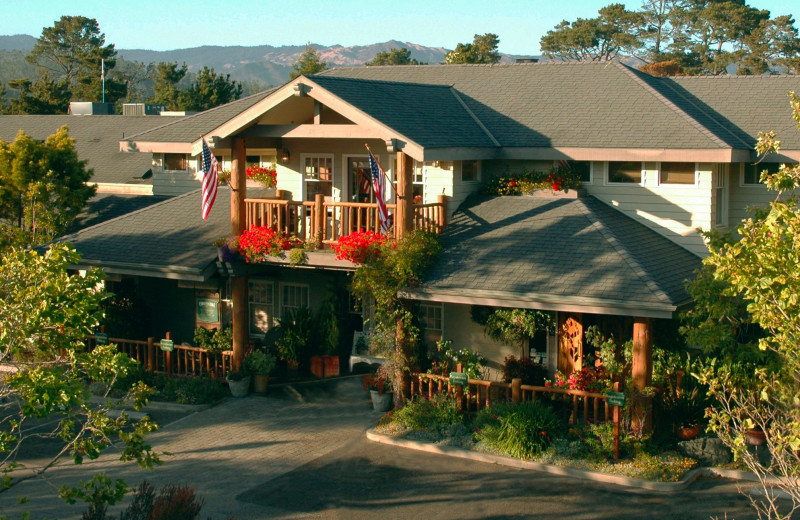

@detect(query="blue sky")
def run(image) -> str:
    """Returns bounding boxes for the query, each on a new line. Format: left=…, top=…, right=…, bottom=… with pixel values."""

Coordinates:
left=3, top=0, right=799, bottom=55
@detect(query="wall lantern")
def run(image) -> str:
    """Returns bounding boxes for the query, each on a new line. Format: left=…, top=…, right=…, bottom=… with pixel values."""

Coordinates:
left=280, top=148, right=291, bottom=163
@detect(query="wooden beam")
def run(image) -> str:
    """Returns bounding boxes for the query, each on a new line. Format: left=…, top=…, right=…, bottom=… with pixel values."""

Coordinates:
left=230, top=137, right=248, bottom=370
left=395, top=151, right=414, bottom=239
left=632, top=316, right=653, bottom=433
left=241, top=124, right=379, bottom=139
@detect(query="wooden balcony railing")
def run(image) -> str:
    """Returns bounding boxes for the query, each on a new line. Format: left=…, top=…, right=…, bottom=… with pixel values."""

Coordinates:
left=411, top=372, right=611, bottom=425
left=245, top=194, right=447, bottom=245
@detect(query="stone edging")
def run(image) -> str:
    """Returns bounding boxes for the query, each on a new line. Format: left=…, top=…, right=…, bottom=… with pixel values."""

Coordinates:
left=88, top=395, right=212, bottom=413
left=366, top=429, right=763, bottom=493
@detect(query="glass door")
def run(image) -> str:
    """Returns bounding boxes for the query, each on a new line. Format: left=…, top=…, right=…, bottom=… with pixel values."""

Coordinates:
left=349, top=156, right=373, bottom=203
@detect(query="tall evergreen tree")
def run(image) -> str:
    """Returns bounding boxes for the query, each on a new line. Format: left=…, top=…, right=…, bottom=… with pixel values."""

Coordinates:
left=179, top=66, right=242, bottom=112
left=445, top=33, right=501, bottom=64
left=289, top=43, right=329, bottom=79
left=366, top=48, right=421, bottom=66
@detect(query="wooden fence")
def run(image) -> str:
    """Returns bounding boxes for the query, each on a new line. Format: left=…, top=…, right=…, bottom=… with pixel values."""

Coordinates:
left=86, top=335, right=233, bottom=379
left=245, top=194, right=447, bottom=245
left=411, top=373, right=611, bottom=425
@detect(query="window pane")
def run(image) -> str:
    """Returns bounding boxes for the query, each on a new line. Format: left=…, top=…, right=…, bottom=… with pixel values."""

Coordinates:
left=164, top=154, right=187, bottom=170
left=661, top=162, right=695, bottom=184
left=246, top=155, right=261, bottom=168
left=744, top=163, right=782, bottom=185
left=462, top=160, right=478, bottom=182
left=608, top=161, right=641, bottom=183
left=571, top=161, right=591, bottom=183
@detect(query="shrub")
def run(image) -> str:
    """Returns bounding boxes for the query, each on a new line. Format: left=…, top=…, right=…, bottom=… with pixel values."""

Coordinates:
left=502, top=356, right=547, bottom=385
left=392, top=393, right=462, bottom=431
left=474, top=401, right=563, bottom=459
left=430, top=339, right=487, bottom=379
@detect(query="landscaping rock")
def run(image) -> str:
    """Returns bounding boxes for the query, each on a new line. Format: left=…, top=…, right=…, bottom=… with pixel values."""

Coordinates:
left=677, top=437, right=731, bottom=466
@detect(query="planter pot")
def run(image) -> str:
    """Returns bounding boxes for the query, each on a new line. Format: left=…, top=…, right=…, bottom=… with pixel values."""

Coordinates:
left=746, top=428, right=767, bottom=446
left=677, top=425, right=701, bottom=441
left=252, top=374, right=270, bottom=394
left=227, top=376, right=251, bottom=397
left=370, top=389, right=393, bottom=412
left=310, top=356, right=324, bottom=378
left=323, top=355, right=340, bottom=377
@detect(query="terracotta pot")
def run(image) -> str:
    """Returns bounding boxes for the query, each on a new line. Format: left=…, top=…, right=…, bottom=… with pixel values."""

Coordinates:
left=677, top=425, right=701, bottom=441
left=323, top=355, right=340, bottom=377
left=745, top=428, right=767, bottom=446
left=310, top=356, right=324, bottom=378
left=252, top=374, right=270, bottom=394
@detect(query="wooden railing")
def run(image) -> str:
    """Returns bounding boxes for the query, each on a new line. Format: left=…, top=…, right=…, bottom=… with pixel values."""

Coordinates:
left=411, top=373, right=611, bottom=425
left=245, top=194, right=447, bottom=245
left=86, top=335, right=233, bottom=379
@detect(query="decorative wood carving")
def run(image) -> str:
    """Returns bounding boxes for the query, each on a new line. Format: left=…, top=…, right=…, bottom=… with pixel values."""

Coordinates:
left=558, top=313, right=583, bottom=375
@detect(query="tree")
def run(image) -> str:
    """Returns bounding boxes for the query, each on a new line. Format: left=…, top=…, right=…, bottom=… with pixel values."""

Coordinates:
left=150, top=61, right=188, bottom=110
left=445, top=33, right=501, bottom=64
left=289, top=43, right=328, bottom=79
left=685, top=92, right=800, bottom=518
left=179, top=66, right=242, bottom=112
left=0, top=245, right=161, bottom=504
left=739, top=15, right=800, bottom=74
left=4, top=74, right=70, bottom=114
left=366, top=47, right=421, bottom=66
left=0, top=127, right=95, bottom=248
left=540, top=4, right=642, bottom=62
left=26, top=16, right=126, bottom=102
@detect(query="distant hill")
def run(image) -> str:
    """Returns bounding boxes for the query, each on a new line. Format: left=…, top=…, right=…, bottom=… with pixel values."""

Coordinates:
left=0, top=36, right=530, bottom=91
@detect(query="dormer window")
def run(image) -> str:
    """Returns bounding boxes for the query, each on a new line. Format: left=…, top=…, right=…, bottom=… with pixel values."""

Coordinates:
left=607, top=161, right=642, bottom=184
left=164, top=153, right=187, bottom=171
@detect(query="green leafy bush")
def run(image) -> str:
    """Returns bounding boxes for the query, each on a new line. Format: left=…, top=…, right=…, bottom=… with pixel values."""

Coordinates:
left=192, top=326, right=232, bottom=353
left=430, top=339, right=487, bottom=379
left=474, top=401, right=563, bottom=459
left=502, top=355, right=547, bottom=385
left=392, top=393, right=462, bottom=431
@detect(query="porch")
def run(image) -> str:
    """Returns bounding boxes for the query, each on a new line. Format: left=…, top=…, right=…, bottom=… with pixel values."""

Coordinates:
left=244, top=193, right=447, bottom=244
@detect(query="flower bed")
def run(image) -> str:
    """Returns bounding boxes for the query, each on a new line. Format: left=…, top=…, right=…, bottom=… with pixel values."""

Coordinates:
left=238, top=226, right=302, bottom=262
left=482, top=166, right=581, bottom=196
left=334, top=230, right=388, bottom=263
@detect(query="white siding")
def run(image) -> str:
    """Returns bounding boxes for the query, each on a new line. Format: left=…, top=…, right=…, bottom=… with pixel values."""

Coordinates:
left=728, top=163, right=778, bottom=226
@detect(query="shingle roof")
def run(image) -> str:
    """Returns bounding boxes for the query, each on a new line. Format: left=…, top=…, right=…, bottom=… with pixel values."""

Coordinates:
left=415, top=194, right=701, bottom=315
left=308, top=76, right=497, bottom=149
left=70, top=193, right=172, bottom=232
left=124, top=89, right=277, bottom=143
left=56, top=188, right=231, bottom=279
left=319, top=62, right=800, bottom=152
left=0, top=115, right=168, bottom=184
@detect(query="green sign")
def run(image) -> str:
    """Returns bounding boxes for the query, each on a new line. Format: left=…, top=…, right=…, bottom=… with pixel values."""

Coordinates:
left=160, top=339, right=174, bottom=352
left=449, top=372, right=468, bottom=387
left=95, top=333, right=108, bottom=345
left=606, top=391, right=626, bottom=406
left=196, top=298, right=220, bottom=323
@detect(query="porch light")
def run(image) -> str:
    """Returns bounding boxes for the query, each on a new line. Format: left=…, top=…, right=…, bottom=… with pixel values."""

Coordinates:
left=280, top=148, right=291, bottom=162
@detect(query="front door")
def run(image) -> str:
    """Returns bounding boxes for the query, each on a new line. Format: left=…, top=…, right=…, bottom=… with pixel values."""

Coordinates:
left=348, top=156, right=373, bottom=203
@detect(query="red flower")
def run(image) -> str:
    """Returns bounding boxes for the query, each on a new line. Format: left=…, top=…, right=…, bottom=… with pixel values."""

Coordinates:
left=245, top=166, right=278, bottom=188
left=334, top=230, right=390, bottom=263
left=509, top=180, right=517, bottom=187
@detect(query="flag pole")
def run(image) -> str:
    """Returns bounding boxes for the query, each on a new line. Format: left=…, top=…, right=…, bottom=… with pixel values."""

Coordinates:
left=101, top=58, right=105, bottom=104
left=364, top=143, right=399, bottom=198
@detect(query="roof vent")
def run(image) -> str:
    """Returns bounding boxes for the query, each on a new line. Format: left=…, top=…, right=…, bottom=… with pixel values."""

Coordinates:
left=123, top=103, right=166, bottom=116
left=68, top=102, right=115, bottom=115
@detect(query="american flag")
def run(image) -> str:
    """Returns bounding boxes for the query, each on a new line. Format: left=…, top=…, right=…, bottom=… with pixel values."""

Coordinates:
left=201, top=138, right=218, bottom=220
left=367, top=148, right=392, bottom=234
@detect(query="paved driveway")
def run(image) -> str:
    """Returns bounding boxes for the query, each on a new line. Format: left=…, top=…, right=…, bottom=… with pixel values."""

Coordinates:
left=0, top=377, right=757, bottom=519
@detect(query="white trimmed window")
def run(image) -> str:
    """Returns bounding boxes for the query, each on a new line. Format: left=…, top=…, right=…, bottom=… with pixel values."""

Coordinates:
left=419, top=303, right=443, bottom=332
left=714, top=164, right=729, bottom=228
left=659, top=162, right=697, bottom=185
left=279, top=283, right=309, bottom=317
left=303, top=154, right=334, bottom=201
left=742, top=162, right=784, bottom=186
left=164, top=153, right=187, bottom=171
left=413, top=160, right=425, bottom=203
left=461, top=160, right=480, bottom=182
left=607, top=161, right=642, bottom=184
left=248, top=280, right=274, bottom=336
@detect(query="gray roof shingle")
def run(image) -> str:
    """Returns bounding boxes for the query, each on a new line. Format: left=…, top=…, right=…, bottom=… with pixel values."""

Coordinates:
left=419, top=194, right=701, bottom=312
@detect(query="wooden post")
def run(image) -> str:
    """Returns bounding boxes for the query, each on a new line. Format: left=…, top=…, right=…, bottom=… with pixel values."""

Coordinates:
left=314, top=193, right=324, bottom=246
left=230, top=137, right=248, bottom=371
left=613, top=381, right=621, bottom=460
left=437, top=194, right=447, bottom=232
left=164, top=331, right=172, bottom=378
left=511, top=378, right=522, bottom=402
left=147, top=337, right=155, bottom=372
left=395, top=152, right=413, bottom=239
left=632, top=316, right=653, bottom=433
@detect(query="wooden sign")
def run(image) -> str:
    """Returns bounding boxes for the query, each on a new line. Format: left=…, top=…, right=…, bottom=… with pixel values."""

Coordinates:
left=606, top=391, right=625, bottom=407
left=449, top=372, right=468, bottom=387
left=95, top=333, right=108, bottom=345
left=160, top=339, right=174, bottom=352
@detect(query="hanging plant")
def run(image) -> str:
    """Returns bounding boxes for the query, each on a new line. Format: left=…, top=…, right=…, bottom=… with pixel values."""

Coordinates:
left=237, top=226, right=301, bottom=262
left=334, top=230, right=388, bottom=263
left=246, top=165, right=277, bottom=188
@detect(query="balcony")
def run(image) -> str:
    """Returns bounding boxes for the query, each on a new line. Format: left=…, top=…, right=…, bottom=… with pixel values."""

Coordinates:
left=244, top=194, right=447, bottom=245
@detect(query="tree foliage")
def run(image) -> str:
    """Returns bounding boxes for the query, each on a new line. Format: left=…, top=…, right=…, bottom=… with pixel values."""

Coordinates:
left=289, top=43, right=328, bottom=79
left=0, top=245, right=161, bottom=501
left=26, top=16, right=126, bottom=102
left=150, top=61, right=187, bottom=110
left=685, top=92, right=800, bottom=517
left=366, top=47, right=421, bottom=66
left=445, top=33, right=501, bottom=64
left=179, top=66, right=241, bottom=112
left=0, top=127, right=95, bottom=248
left=541, top=1, right=800, bottom=75
left=4, top=74, right=70, bottom=114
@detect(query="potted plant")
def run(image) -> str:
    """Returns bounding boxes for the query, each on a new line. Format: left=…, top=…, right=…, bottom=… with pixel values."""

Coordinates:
left=313, top=290, right=341, bottom=378
left=212, top=236, right=239, bottom=263
left=245, top=349, right=276, bottom=393
left=365, top=364, right=393, bottom=412
left=226, top=368, right=251, bottom=397
left=275, top=307, right=313, bottom=375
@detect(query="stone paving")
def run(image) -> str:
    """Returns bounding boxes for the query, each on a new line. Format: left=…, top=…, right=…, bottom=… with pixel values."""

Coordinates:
left=0, top=377, right=379, bottom=520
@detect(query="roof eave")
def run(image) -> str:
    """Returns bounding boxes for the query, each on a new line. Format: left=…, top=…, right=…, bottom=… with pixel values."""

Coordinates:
left=400, top=287, right=677, bottom=319
left=74, top=259, right=216, bottom=282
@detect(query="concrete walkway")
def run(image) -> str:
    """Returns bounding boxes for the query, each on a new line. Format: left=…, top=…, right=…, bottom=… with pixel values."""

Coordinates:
left=0, top=377, right=380, bottom=520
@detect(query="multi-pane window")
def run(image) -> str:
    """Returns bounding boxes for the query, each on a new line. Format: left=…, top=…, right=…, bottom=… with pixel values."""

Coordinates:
left=413, top=160, right=425, bottom=203
left=164, top=153, right=187, bottom=171
left=280, top=283, right=309, bottom=316
left=461, top=160, right=479, bottom=182
left=248, top=280, right=274, bottom=336
left=419, top=303, right=443, bottom=332
left=715, top=164, right=728, bottom=228
left=608, top=161, right=642, bottom=184
left=304, top=155, right=333, bottom=201
left=660, top=162, right=696, bottom=185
